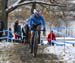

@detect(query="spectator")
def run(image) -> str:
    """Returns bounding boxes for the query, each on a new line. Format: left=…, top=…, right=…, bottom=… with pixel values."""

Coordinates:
left=14, top=20, right=22, bottom=42
left=47, top=30, right=56, bottom=46
left=14, top=20, right=19, bottom=33
left=8, top=28, right=13, bottom=42
left=17, top=25, right=22, bottom=39
left=0, top=20, right=4, bottom=41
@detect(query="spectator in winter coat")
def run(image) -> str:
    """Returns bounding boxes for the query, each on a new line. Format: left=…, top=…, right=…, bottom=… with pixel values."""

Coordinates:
left=8, top=28, right=13, bottom=42
left=47, top=30, right=56, bottom=46
left=14, top=20, right=22, bottom=41
left=14, top=20, right=19, bottom=33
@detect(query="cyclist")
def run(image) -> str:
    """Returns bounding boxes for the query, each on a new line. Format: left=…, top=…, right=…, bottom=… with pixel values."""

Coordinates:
left=24, top=9, right=46, bottom=53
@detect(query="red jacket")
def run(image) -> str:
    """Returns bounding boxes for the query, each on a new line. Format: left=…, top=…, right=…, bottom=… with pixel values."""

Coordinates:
left=47, top=32, right=56, bottom=43
left=14, top=33, right=19, bottom=39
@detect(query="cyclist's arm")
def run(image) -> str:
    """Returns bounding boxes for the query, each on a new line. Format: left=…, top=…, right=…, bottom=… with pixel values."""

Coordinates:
left=25, top=15, right=34, bottom=30
left=41, top=16, right=46, bottom=31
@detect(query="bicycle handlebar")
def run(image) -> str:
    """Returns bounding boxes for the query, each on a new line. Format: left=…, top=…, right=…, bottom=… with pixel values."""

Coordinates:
left=31, top=23, right=46, bottom=31
left=33, top=29, right=46, bottom=31
left=32, top=23, right=41, bottom=26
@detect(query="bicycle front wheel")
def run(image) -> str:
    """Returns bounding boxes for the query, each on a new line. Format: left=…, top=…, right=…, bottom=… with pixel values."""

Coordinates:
left=33, top=32, right=39, bottom=57
left=33, top=41, right=38, bottom=57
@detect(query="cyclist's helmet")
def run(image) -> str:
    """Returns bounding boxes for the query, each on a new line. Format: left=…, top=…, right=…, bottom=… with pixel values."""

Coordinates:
left=33, top=9, right=41, bottom=16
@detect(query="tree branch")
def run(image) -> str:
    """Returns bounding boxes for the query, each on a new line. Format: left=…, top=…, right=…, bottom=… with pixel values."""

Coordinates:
left=6, top=0, right=66, bottom=14
left=6, top=0, right=25, bottom=13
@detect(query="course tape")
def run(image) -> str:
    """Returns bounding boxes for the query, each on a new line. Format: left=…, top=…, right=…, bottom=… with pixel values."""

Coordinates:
left=0, top=30, right=8, bottom=32
left=52, top=27, right=75, bottom=30
left=52, top=27, right=75, bottom=38
left=52, top=40, right=75, bottom=45
left=51, top=40, right=65, bottom=46
left=0, top=30, right=75, bottom=45
left=0, top=30, right=26, bottom=41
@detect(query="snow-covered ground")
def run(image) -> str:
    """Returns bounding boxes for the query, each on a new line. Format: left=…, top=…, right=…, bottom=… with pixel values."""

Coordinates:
left=0, top=39, right=75, bottom=63
left=0, top=41, right=14, bottom=49
left=40, top=40, right=75, bottom=63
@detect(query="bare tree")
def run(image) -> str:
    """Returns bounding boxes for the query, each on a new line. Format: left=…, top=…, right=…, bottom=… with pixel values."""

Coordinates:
left=0, top=0, right=66, bottom=29
left=0, top=0, right=8, bottom=29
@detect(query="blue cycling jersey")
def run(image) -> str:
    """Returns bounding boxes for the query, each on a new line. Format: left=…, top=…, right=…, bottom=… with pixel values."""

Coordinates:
left=25, top=14, right=46, bottom=30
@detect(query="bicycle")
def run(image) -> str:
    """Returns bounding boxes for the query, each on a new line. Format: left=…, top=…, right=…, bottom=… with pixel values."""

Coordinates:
left=30, top=24, right=42, bottom=57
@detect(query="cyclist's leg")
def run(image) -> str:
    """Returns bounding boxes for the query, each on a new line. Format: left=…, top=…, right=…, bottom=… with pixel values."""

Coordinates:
left=27, top=31, right=32, bottom=48
left=26, top=25, right=30, bottom=44
left=37, top=25, right=41, bottom=44
left=30, top=31, right=34, bottom=53
left=23, top=25, right=30, bottom=44
left=38, top=31, right=41, bottom=44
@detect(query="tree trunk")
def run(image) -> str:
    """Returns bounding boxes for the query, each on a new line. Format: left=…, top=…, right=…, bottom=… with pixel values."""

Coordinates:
left=0, top=0, right=8, bottom=30
left=31, top=2, right=36, bottom=14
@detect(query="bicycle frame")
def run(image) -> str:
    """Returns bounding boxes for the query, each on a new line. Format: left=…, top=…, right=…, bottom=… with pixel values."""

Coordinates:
left=30, top=25, right=43, bottom=57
